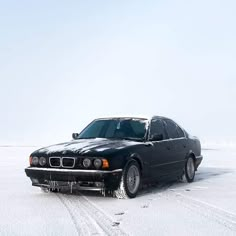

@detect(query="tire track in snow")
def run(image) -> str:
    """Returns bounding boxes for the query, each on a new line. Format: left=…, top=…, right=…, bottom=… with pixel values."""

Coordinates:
left=56, top=192, right=128, bottom=236
left=77, top=193, right=128, bottom=236
left=140, top=181, right=175, bottom=196
left=56, top=194, right=82, bottom=235
left=167, top=190, right=236, bottom=231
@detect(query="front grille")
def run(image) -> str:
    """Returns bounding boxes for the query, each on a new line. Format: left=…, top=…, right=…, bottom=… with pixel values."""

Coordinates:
left=49, top=157, right=61, bottom=167
left=62, top=158, right=75, bottom=168
left=49, top=157, right=75, bottom=168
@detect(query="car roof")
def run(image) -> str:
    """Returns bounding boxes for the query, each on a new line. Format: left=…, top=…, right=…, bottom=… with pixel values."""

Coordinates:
left=95, top=115, right=170, bottom=121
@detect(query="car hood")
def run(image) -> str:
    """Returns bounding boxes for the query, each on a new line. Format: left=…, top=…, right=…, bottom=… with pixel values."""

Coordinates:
left=33, top=138, right=141, bottom=156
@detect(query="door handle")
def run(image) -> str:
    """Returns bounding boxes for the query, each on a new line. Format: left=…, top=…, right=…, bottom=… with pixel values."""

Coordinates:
left=167, top=146, right=171, bottom=150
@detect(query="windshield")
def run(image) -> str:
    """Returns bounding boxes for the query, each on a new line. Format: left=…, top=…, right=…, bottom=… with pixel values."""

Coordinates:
left=78, top=118, right=148, bottom=141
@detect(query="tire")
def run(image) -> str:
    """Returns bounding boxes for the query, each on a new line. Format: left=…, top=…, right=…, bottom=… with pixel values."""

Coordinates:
left=184, top=156, right=195, bottom=183
left=114, top=160, right=141, bottom=199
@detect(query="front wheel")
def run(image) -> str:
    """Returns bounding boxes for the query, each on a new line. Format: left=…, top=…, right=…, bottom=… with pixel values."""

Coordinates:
left=114, top=160, right=141, bottom=199
left=184, top=156, right=196, bottom=183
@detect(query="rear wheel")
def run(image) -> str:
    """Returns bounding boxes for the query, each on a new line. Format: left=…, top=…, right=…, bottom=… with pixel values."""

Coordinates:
left=184, top=156, right=195, bottom=182
left=114, top=160, right=141, bottom=199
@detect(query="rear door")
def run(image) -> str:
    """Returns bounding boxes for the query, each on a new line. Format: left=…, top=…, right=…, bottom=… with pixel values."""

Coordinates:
left=163, top=119, right=187, bottom=176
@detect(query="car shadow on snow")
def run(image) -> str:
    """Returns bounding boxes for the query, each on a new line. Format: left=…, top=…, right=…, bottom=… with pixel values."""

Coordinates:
left=194, top=167, right=233, bottom=181
left=138, top=167, right=233, bottom=197
left=54, top=167, right=233, bottom=199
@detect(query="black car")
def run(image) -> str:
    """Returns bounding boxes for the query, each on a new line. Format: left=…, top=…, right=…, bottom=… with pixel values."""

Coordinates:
left=25, top=116, right=203, bottom=198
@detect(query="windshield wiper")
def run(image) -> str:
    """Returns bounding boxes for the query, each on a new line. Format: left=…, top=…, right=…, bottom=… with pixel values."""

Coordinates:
left=78, top=137, right=96, bottom=139
left=117, top=137, right=143, bottom=141
left=79, top=137, right=143, bottom=141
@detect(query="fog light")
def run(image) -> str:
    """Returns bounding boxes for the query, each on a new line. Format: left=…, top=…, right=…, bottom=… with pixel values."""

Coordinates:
left=95, top=182, right=104, bottom=187
left=94, top=159, right=102, bottom=169
left=83, top=158, right=91, bottom=168
left=32, top=156, right=39, bottom=166
left=39, top=157, right=46, bottom=166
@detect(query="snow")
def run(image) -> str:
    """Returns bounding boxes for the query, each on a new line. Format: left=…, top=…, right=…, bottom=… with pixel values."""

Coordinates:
left=0, top=147, right=236, bottom=235
left=36, top=138, right=134, bottom=155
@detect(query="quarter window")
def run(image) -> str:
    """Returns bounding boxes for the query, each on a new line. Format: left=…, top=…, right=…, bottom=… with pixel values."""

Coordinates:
left=164, top=120, right=179, bottom=139
left=176, top=125, right=185, bottom=138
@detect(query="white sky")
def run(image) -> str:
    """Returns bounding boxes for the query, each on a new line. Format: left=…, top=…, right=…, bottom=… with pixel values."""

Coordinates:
left=0, top=0, right=235, bottom=145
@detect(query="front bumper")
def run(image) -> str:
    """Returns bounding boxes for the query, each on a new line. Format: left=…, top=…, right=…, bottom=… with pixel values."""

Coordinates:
left=25, top=167, right=123, bottom=190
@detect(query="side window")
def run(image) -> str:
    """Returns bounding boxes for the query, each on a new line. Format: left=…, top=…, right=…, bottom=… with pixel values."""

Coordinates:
left=150, top=119, right=167, bottom=140
left=164, top=120, right=179, bottom=139
left=176, top=125, right=185, bottom=138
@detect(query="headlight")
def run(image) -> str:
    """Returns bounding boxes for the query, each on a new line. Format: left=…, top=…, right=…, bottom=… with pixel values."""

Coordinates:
left=39, top=157, right=46, bottom=166
left=83, top=158, right=91, bottom=168
left=94, top=159, right=102, bottom=169
left=32, top=156, right=39, bottom=166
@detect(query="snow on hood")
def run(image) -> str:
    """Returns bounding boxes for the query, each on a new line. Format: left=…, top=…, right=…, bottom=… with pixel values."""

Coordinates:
left=35, top=138, right=139, bottom=156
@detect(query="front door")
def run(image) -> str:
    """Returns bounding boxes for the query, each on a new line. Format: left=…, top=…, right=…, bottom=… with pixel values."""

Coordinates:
left=148, top=118, right=173, bottom=179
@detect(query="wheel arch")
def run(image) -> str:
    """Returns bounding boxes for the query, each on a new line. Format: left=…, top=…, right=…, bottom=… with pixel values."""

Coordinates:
left=127, top=153, right=143, bottom=173
left=186, top=150, right=197, bottom=169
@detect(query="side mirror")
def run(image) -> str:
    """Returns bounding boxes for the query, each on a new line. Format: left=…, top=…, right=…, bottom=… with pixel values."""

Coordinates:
left=150, top=134, right=164, bottom=141
left=72, top=133, right=79, bottom=139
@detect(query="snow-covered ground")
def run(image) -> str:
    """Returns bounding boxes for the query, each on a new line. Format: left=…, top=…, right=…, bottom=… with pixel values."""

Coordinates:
left=0, top=147, right=236, bottom=235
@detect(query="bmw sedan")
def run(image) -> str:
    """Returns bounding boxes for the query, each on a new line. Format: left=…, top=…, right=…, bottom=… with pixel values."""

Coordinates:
left=25, top=116, right=203, bottom=198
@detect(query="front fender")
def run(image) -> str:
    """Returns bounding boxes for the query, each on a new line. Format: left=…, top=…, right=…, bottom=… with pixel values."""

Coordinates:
left=126, top=153, right=144, bottom=171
